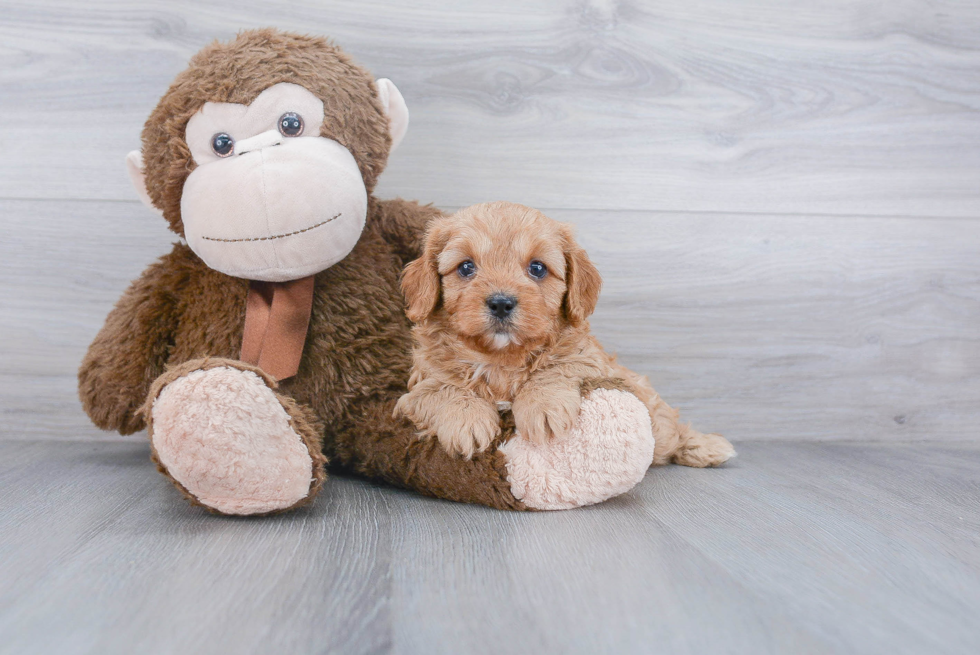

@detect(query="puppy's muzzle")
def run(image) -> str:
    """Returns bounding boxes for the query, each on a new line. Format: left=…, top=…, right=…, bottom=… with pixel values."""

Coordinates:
left=486, top=293, right=518, bottom=321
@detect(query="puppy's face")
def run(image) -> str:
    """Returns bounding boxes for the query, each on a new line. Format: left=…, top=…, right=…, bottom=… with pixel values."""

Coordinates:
left=437, top=206, right=567, bottom=350
left=402, top=202, right=602, bottom=353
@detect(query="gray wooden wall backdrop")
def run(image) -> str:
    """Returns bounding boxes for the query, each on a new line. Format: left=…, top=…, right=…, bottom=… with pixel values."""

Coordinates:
left=1, top=0, right=978, bottom=442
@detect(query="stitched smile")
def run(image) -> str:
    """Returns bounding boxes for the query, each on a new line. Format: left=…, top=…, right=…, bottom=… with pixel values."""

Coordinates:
left=201, top=213, right=342, bottom=243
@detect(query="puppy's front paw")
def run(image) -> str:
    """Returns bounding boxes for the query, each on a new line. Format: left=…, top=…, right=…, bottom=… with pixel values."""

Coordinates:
left=433, top=401, right=501, bottom=459
left=513, top=385, right=581, bottom=445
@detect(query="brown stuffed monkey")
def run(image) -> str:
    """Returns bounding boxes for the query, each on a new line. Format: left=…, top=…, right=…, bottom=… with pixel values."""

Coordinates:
left=78, top=29, right=656, bottom=515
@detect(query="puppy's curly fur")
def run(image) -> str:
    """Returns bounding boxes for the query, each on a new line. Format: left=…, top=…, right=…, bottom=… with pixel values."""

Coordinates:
left=395, top=201, right=735, bottom=467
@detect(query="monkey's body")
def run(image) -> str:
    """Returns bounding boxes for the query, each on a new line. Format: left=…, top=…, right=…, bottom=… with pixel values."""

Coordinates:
left=78, top=30, right=658, bottom=514
left=80, top=199, right=423, bottom=439
left=80, top=197, right=534, bottom=511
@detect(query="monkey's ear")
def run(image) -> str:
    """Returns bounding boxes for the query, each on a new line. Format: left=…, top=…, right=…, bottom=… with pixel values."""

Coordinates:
left=125, top=151, right=163, bottom=216
left=375, top=78, right=409, bottom=153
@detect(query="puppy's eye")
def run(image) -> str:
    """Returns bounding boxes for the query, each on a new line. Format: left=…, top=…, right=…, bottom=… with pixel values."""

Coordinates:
left=457, top=260, right=476, bottom=279
left=527, top=260, right=548, bottom=280
left=278, top=112, right=304, bottom=137
left=211, top=133, right=234, bottom=157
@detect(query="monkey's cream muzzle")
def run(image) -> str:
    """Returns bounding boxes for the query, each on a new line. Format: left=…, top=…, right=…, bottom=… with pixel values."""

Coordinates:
left=181, top=134, right=367, bottom=282
left=173, top=82, right=371, bottom=282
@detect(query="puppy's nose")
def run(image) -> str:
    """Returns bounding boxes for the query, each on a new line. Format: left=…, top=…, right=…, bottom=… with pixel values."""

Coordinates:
left=487, top=294, right=518, bottom=320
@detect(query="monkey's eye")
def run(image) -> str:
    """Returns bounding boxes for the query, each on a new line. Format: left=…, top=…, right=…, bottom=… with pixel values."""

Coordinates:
left=211, top=133, right=234, bottom=157
left=528, top=261, right=548, bottom=279
left=457, top=260, right=476, bottom=279
left=278, top=112, right=304, bottom=137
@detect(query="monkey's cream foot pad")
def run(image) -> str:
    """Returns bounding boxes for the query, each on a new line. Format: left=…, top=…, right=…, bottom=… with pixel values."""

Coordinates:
left=148, top=364, right=320, bottom=515
left=499, top=388, right=655, bottom=510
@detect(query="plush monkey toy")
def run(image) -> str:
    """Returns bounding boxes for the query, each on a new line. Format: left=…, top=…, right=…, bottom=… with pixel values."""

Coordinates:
left=79, top=29, right=656, bottom=515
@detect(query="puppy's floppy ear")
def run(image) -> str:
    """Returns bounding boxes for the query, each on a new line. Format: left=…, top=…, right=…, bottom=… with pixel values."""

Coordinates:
left=402, top=220, right=449, bottom=323
left=561, top=225, right=602, bottom=326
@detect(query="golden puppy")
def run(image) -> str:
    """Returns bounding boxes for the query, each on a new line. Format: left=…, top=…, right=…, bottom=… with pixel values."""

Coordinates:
left=394, top=201, right=735, bottom=468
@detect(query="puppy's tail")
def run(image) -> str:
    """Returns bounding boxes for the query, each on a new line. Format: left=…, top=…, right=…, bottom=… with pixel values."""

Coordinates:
left=670, top=423, right=736, bottom=468
left=649, top=398, right=736, bottom=468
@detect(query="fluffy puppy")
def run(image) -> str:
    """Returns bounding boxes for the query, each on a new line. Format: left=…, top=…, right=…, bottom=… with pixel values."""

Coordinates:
left=394, top=201, right=735, bottom=468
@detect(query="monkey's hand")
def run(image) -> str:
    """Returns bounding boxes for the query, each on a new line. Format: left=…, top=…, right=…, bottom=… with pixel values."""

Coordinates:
left=78, top=250, right=181, bottom=434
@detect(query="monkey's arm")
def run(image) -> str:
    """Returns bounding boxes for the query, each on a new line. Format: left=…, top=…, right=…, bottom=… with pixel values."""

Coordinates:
left=78, top=255, right=180, bottom=435
left=372, top=198, right=445, bottom=264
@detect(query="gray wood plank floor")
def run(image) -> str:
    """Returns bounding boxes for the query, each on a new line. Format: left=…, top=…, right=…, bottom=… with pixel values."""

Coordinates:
left=1, top=440, right=978, bottom=655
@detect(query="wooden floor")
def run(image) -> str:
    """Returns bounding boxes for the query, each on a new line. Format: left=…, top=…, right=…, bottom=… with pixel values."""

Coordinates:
left=1, top=440, right=978, bottom=654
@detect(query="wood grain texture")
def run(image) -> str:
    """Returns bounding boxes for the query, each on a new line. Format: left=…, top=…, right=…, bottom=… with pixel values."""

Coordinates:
left=1, top=440, right=978, bottom=654
left=0, top=0, right=979, bottom=216
left=2, top=4, right=979, bottom=654
left=3, top=198, right=977, bottom=442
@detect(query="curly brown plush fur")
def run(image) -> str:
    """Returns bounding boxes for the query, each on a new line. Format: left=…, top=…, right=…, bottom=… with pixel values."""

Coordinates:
left=78, top=30, right=527, bottom=511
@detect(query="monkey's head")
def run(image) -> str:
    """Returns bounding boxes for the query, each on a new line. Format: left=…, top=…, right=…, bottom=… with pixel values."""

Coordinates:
left=127, top=29, right=409, bottom=282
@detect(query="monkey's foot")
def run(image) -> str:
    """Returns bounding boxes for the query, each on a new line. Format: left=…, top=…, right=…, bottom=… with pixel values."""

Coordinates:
left=145, top=358, right=326, bottom=515
left=498, top=384, right=654, bottom=510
